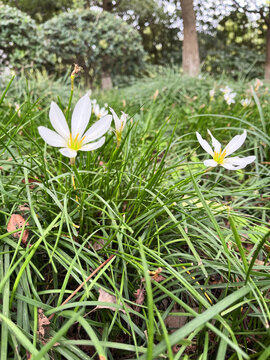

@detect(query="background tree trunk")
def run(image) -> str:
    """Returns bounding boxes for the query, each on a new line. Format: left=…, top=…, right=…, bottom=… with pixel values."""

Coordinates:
left=265, top=9, right=270, bottom=82
left=180, top=0, right=200, bottom=76
left=101, top=71, right=113, bottom=90
left=102, top=0, right=113, bottom=11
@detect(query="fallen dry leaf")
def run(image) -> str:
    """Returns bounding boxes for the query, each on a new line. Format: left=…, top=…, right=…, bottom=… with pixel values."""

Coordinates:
left=37, top=308, right=59, bottom=346
left=133, top=287, right=145, bottom=312
left=93, top=238, right=105, bottom=251
left=134, top=287, right=145, bottom=305
left=142, top=267, right=166, bottom=282
left=7, top=214, right=29, bottom=245
left=22, top=176, right=41, bottom=189
left=38, top=308, right=50, bottom=338
left=19, top=204, right=30, bottom=213
left=96, top=289, right=131, bottom=314
left=165, top=310, right=187, bottom=331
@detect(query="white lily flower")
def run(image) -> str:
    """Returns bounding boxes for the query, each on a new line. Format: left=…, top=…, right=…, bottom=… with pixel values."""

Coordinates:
left=109, top=107, right=128, bottom=134
left=38, top=94, right=112, bottom=159
left=209, top=88, right=215, bottom=101
left=224, top=92, right=236, bottom=105
left=93, top=103, right=108, bottom=118
left=240, top=98, right=251, bottom=107
left=109, top=107, right=128, bottom=147
left=254, top=78, right=263, bottom=91
left=220, top=86, right=233, bottom=94
left=196, top=129, right=256, bottom=170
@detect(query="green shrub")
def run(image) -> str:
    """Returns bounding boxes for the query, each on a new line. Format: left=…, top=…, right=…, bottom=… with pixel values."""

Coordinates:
left=202, top=43, right=264, bottom=80
left=42, top=9, right=146, bottom=87
left=0, top=4, right=48, bottom=71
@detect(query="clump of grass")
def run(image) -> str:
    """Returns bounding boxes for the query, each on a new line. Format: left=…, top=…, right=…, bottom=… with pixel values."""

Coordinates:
left=0, top=72, right=269, bottom=360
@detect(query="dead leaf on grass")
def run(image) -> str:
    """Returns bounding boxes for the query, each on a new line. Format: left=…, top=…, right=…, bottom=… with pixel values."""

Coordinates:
left=7, top=214, right=29, bottom=244
left=22, top=176, right=41, bottom=189
left=133, top=286, right=145, bottom=312
left=37, top=308, right=60, bottom=346
left=142, top=267, right=166, bottom=282
left=93, top=238, right=105, bottom=251
left=165, top=310, right=187, bottom=332
left=95, top=289, right=131, bottom=314
left=38, top=308, right=50, bottom=339
left=19, top=204, right=30, bottom=213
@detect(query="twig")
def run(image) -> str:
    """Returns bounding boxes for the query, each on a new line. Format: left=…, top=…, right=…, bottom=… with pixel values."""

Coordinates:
left=48, top=253, right=116, bottom=321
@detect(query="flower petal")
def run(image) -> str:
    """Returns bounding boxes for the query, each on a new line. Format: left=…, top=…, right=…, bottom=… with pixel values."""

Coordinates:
left=80, top=137, right=105, bottom=151
left=223, top=130, right=247, bottom=156
left=49, top=102, right=70, bottom=138
left=71, top=94, right=92, bottom=139
left=120, top=112, right=128, bottom=129
left=38, top=126, right=67, bottom=147
left=83, top=115, right=112, bottom=144
left=207, top=129, right=221, bottom=153
left=203, top=159, right=218, bottom=167
left=196, top=132, right=214, bottom=156
left=222, top=155, right=256, bottom=170
left=109, top=107, right=121, bottom=132
left=59, top=148, right=77, bottom=158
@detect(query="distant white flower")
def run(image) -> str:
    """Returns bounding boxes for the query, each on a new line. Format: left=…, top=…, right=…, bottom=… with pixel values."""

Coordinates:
left=224, top=92, right=236, bottom=105
left=38, top=94, right=112, bottom=159
left=254, top=78, right=263, bottom=91
left=240, top=98, right=251, bottom=107
left=109, top=107, right=128, bottom=147
left=86, top=89, right=92, bottom=97
left=196, top=129, right=256, bottom=170
left=104, top=103, right=108, bottom=108
left=110, top=107, right=128, bottom=133
left=15, top=103, right=21, bottom=117
left=209, top=88, right=215, bottom=101
left=93, top=103, right=108, bottom=118
left=220, top=86, right=233, bottom=94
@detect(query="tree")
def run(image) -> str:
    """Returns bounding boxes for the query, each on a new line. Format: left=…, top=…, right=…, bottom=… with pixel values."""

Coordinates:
left=197, top=0, right=270, bottom=82
left=229, top=1, right=270, bottom=82
left=180, top=0, right=200, bottom=76
left=1, top=0, right=73, bottom=22
left=42, top=9, right=146, bottom=87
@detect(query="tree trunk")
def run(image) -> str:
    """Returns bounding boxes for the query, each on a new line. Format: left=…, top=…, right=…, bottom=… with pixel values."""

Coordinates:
left=101, top=72, right=112, bottom=90
left=84, top=0, right=91, bottom=9
left=102, top=0, right=113, bottom=11
left=180, top=0, right=200, bottom=76
left=265, top=10, right=270, bottom=82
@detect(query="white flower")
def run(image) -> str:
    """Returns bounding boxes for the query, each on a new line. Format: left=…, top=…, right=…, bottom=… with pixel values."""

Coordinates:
left=209, top=88, right=215, bottom=101
left=196, top=129, right=256, bottom=170
left=240, top=98, right=251, bottom=107
left=220, top=86, right=233, bottom=94
left=109, top=107, right=128, bottom=147
left=109, top=107, right=128, bottom=134
left=93, top=103, right=108, bottom=118
left=254, top=78, right=263, bottom=91
left=224, top=92, right=236, bottom=105
left=38, top=94, right=112, bottom=158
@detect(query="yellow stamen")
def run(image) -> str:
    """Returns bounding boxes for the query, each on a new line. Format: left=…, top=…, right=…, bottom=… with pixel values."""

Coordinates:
left=68, top=133, right=86, bottom=151
left=213, top=149, right=226, bottom=164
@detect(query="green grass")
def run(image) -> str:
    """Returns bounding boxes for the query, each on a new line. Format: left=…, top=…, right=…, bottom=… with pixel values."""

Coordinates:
left=0, top=71, right=270, bottom=360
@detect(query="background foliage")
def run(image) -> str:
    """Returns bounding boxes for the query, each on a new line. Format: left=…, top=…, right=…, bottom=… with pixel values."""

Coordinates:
left=0, top=4, right=48, bottom=71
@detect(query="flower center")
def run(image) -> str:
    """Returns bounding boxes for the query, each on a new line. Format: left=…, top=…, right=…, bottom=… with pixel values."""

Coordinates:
left=213, top=149, right=226, bottom=164
left=68, top=133, right=86, bottom=151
